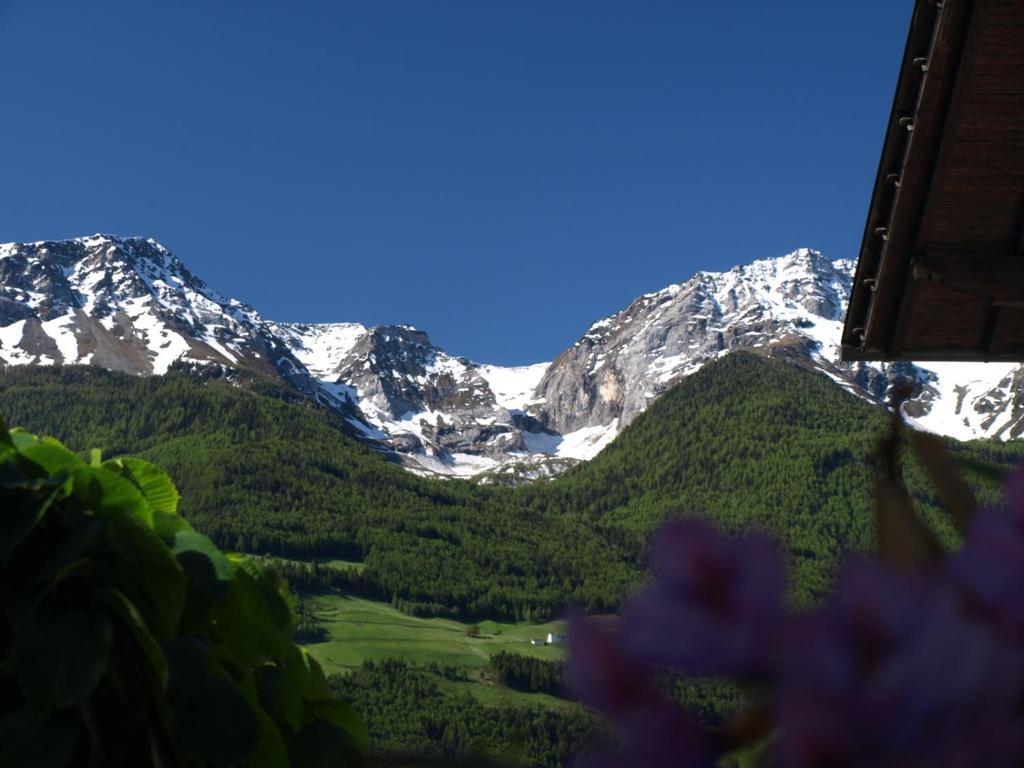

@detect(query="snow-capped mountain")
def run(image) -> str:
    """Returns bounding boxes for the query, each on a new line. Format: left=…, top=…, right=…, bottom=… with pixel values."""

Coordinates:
left=529, top=248, right=1024, bottom=445
left=0, top=235, right=317, bottom=396
left=2, top=235, right=1022, bottom=479
left=529, top=248, right=855, bottom=435
left=527, top=248, right=1024, bottom=445
left=272, top=321, right=583, bottom=477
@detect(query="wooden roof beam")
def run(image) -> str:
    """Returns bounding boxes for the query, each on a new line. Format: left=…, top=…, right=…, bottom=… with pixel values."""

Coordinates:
left=911, top=251, right=1024, bottom=304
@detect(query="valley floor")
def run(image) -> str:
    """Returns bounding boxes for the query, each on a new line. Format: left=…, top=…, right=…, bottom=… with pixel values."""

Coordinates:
left=302, top=594, right=575, bottom=710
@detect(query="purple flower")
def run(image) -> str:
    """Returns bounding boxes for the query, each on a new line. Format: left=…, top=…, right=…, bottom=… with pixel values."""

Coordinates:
left=580, top=701, right=715, bottom=768
left=569, top=616, right=716, bottom=767
left=777, top=557, right=1024, bottom=767
left=569, top=614, right=659, bottom=722
left=947, top=506, right=1024, bottom=645
left=621, top=520, right=784, bottom=678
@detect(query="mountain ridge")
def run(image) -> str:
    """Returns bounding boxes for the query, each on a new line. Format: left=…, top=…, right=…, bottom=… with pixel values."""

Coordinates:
left=2, top=234, right=1023, bottom=478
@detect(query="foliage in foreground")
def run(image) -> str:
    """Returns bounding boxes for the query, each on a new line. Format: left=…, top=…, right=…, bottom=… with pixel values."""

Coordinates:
left=570, top=404, right=1024, bottom=767
left=0, top=422, right=367, bottom=767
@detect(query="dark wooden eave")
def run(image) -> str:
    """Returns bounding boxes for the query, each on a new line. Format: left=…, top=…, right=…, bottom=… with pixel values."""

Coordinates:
left=842, top=0, right=1024, bottom=362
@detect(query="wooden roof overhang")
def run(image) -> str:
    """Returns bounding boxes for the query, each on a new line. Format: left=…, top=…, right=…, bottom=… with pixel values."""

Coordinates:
left=841, top=0, right=1024, bottom=362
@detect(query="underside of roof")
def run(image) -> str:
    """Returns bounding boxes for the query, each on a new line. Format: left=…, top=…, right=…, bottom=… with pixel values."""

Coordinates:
left=842, top=0, right=1024, bottom=362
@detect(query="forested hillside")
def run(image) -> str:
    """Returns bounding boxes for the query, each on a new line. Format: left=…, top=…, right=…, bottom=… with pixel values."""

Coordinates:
left=1, top=354, right=1018, bottom=617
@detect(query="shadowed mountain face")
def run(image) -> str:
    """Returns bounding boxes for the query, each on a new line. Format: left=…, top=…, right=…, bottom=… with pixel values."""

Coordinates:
left=2, top=235, right=1022, bottom=478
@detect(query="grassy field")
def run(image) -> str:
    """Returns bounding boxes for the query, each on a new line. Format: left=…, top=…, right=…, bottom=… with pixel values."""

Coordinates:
left=322, top=558, right=366, bottom=572
left=302, top=594, right=574, bottom=708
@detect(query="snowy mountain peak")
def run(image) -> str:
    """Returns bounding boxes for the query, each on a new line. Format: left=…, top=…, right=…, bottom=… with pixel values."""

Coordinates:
left=3, top=237, right=1023, bottom=480
left=0, top=235, right=315, bottom=395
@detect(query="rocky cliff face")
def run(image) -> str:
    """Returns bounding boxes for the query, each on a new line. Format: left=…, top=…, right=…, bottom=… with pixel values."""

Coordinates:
left=3, top=236, right=1022, bottom=478
left=275, top=321, right=559, bottom=475
left=528, top=248, right=855, bottom=433
left=527, top=247, right=1024, bottom=444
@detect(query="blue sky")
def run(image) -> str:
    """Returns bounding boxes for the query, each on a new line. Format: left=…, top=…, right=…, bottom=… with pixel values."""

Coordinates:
left=0, top=1, right=910, bottom=365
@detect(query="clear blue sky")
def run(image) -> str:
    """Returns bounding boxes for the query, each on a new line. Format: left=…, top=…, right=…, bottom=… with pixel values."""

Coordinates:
left=0, top=1, right=910, bottom=365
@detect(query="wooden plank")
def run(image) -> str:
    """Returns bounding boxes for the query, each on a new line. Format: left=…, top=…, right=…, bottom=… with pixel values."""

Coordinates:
left=911, top=251, right=1024, bottom=302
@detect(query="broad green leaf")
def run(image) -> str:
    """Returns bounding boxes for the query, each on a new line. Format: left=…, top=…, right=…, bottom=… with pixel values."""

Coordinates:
left=0, top=480, right=64, bottom=559
left=305, top=698, right=370, bottom=756
left=10, top=428, right=40, bottom=451
left=0, top=708, right=83, bottom=768
left=175, top=676, right=259, bottom=765
left=257, top=645, right=311, bottom=731
left=215, top=555, right=295, bottom=666
left=287, top=719, right=366, bottom=768
left=304, top=654, right=331, bottom=701
left=165, top=637, right=210, bottom=702
left=103, top=515, right=186, bottom=639
left=101, top=587, right=169, bottom=692
left=249, top=699, right=292, bottom=768
left=18, top=440, right=83, bottom=476
left=173, top=530, right=232, bottom=587
left=71, top=466, right=153, bottom=525
left=24, top=520, right=103, bottom=588
left=118, top=457, right=180, bottom=513
left=13, top=612, right=112, bottom=712
left=239, top=666, right=293, bottom=768
left=174, top=530, right=233, bottom=632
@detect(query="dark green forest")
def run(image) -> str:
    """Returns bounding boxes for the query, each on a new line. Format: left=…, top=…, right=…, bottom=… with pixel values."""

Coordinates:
left=1, top=353, right=1019, bottom=618
left=329, top=660, right=606, bottom=767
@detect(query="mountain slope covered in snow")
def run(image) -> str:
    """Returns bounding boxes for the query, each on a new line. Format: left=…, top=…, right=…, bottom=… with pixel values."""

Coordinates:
left=2, top=234, right=1022, bottom=478
left=0, top=235, right=317, bottom=395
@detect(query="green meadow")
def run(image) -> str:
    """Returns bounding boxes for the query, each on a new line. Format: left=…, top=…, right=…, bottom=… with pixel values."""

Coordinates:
left=301, top=595, right=574, bottom=708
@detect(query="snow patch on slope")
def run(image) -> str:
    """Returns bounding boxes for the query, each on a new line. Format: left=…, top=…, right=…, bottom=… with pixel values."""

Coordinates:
left=476, top=363, right=549, bottom=409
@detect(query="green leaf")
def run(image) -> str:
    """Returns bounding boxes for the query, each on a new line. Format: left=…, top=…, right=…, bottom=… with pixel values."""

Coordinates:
left=173, top=530, right=233, bottom=632
left=256, top=645, right=311, bottom=731
left=24, top=519, right=103, bottom=588
left=287, top=719, right=365, bottom=768
left=71, top=466, right=153, bottom=525
left=173, top=530, right=232, bottom=588
left=101, top=587, right=169, bottom=692
left=249, top=700, right=292, bottom=768
left=18, top=439, right=83, bottom=476
left=10, top=428, right=40, bottom=451
left=0, top=708, right=83, bottom=768
left=117, top=457, right=180, bottom=513
left=0, top=478, right=66, bottom=560
left=104, top=457, right=188, bottom=536
left=305, top=698, right=369, bottom=756
left=175, top=676, right=260, bottom=765
left=164, top=637, right=210, bottom=702
left=215, top=555, right=295, bottom=667
left=239, top=666, right=293, bottom=768
left=103, top=515, right=186, bottom=639
left=304, top=654, right=331, bottom=701
left=89, top=447, right=102, bottom=467
left=13, top=612, right=112, bottom=713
